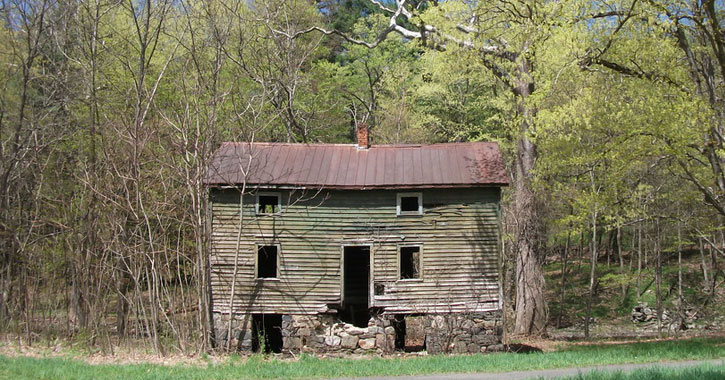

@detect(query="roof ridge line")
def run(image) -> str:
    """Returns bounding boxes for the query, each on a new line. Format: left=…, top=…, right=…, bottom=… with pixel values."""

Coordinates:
left=220, top=141, right=498, bottom=147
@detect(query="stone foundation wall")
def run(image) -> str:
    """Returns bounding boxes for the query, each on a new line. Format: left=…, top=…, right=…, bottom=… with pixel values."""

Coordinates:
left=212, top=311, right=502, bottom=355
left=419, top=312, right=503, bottom=354
left=213, top=312, right=254, bottom=350
left=283, top=314, right=396, bottom=354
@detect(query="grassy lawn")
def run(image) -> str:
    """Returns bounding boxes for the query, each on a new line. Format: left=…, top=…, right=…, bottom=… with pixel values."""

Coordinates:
left=552, top=363, right=725, bottom=380
left=1, top=337, right=724, bottom=380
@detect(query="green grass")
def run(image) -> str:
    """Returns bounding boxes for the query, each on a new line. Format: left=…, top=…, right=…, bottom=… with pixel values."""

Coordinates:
left=1, top=337, right=725, bottom=380
left=551, top=363, right=725, bottom=380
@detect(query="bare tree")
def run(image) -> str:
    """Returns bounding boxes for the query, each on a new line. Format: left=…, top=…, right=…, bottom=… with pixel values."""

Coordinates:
left=0, top=0, right=54, bottom=332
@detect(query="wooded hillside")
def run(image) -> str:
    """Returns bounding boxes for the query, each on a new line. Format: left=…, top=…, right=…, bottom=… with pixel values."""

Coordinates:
left=0, top=0, right=723, bottom=353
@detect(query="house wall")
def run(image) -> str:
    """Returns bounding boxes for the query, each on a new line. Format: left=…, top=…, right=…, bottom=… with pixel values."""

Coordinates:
left=209, top=187, right=502, bottom=317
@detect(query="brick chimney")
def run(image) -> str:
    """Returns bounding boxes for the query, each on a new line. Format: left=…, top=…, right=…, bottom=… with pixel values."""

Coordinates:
left=356, top=122, right=370, bottom=149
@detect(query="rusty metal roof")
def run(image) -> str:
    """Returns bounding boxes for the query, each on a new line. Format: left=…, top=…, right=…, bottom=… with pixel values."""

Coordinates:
left=205, top=142, right=508, bottom=189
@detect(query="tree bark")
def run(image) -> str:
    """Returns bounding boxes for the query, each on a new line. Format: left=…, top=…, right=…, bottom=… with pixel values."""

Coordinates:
left=655, top=219, right=662, bottom=333
left=617, top=226, right=626, bottom=298
left=584, top=184, right=598, bottom=339
left=512, top=58, right=547, bottom=335
left=579, top=230, right=585, bottom=271
left=699, top=237, right=709, bottom=287
left=606, top=230, right=613, bottom=267
left=677, top=217, right=683, bottom=332
left=556, top=228, right=571, bottom=328
left=637, top=223, right=642, bottom=300
left=710, top=237, right=717, bottom=296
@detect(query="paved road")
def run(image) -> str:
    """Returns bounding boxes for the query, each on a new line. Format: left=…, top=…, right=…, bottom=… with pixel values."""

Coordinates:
left=335, top=359, right=724, bottom=380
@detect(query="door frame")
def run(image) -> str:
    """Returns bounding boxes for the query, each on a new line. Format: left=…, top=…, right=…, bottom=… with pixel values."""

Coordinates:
left=340, top=243, right=373, bottom=307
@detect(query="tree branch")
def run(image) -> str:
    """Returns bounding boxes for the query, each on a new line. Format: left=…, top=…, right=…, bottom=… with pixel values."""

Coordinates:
left=676, top=155, right=725, bottom=216
left=581, top=57, right=687, bottom=92
left=273, top=0, right=514, bottom=61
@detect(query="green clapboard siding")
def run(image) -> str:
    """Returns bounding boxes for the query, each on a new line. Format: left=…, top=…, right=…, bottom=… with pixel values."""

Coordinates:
left=209, top=188, right=502, bottom=315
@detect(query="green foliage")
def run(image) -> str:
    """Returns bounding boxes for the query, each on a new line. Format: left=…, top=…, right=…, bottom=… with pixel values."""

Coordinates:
left=318, top=0, right=385, bottom=36
left=411, top=49, right=510, bottom=143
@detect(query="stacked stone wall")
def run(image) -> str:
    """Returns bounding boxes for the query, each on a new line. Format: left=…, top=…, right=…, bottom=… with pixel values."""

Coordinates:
left=213, top=312, right=254, bottom=350
left=282, top=314, right=396, bottom=354
left=419, top=312, right=503, bottom=354
left=212, top=311, right=502, bottom=355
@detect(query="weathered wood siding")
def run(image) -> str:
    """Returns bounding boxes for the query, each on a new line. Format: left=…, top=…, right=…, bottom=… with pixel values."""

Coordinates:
left=210, top=188, right=502, bottom=315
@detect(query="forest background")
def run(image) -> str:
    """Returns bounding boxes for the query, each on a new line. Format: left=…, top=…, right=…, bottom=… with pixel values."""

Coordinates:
left=1, top=0, right=723, bottom=354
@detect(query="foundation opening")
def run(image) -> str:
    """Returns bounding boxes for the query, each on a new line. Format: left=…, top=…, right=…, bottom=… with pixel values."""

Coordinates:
left=393, top=314, right=406, bottom=350
left=251, top=314, right=283, bottom=353
left=397, top=314, right=425, bottom=352
left=342, top=245, right=370, bottom=327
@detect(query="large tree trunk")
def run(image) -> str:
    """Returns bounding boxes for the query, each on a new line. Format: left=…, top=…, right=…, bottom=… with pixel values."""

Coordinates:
left=512, top=59, right=547, bottom=335
left=513, top=186, right=547, bottom=335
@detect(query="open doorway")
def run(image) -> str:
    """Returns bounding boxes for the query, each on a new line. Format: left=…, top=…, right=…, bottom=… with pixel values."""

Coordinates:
left=251, top=314, right=283, bottom=353
left=341, top=246, right=370, bottom=327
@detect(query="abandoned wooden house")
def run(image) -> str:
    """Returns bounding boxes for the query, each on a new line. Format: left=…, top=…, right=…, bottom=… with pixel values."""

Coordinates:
left=204, top=126, right=508, bottom=354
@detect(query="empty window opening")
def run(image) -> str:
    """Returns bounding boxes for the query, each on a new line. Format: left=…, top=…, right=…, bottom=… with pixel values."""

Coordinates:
left=400, top=246, right=421, bottom=279
left=341, top=246, right=370, bottom=327
left=397, top=193, right=422, bottom=215
left=401, top=197, right=419, bottom=212
left=374, top=282, right=385, bottom=296
left=257, top=245, right=278, bottom=278
left=257, top=194, right=280, bottom=214
left=251, top=314, right=283, bottom=353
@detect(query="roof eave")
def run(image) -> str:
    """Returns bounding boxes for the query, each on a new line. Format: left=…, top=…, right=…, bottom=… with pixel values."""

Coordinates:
left=205, top=182, right=509, bottom=189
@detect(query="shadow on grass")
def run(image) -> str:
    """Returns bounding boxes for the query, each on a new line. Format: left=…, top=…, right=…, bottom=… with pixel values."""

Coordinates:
left=507, top=343, right=544, bottom=353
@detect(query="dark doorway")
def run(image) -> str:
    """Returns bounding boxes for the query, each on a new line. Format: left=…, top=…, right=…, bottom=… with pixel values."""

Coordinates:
left=393, top=314, right=406, bottom=350
left=341, top=246, right=370, bottom=327
left=393, top=314, right=425, bottom=352
left=251, top=314, right=283, bottom=353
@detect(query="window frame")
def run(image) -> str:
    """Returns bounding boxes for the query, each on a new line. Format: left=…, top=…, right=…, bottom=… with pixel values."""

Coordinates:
left=255, top=191, right=282, bottom=215
left=255, top=243, right=281, bottom=280
left=396, top=192, right=423, bottom=216
left=397, top=244, right=423, bottom=281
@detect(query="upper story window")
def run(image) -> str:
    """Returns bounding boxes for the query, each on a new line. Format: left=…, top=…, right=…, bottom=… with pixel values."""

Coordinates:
left=256, top=244, right=279, bottom=279
left=397, top=192, right=422, bottom=215
left=256, top=192, right=281, bottom=215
